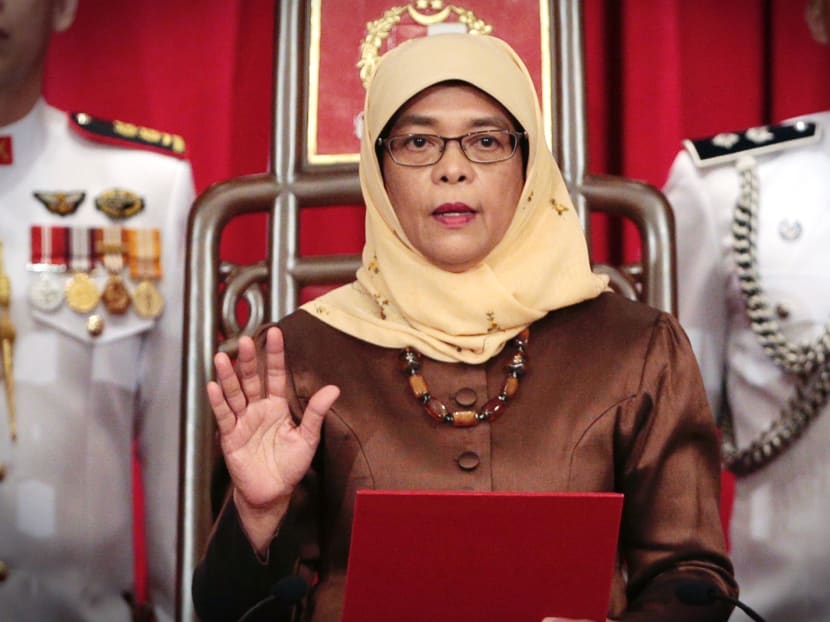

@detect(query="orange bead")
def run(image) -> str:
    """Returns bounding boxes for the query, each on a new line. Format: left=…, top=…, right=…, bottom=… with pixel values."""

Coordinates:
left=451, top=410, right=478, bottom=427
left=502, top=375, right=519, bottom=398
left=408, top=374, right=428, bottom=398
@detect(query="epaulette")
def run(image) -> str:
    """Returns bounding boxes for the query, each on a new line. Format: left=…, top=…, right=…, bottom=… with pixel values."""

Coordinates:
left=683, top=120, right=821, bottom=168
left=69, top=112, right=187, bottom=159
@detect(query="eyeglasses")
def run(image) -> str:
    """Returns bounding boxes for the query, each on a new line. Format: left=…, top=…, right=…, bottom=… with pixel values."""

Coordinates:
left=377, top=129, right=527, bottom=167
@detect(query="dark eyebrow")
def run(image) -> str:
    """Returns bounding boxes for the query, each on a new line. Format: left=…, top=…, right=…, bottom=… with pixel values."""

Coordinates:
left=391, top=114, right=512, bottom=132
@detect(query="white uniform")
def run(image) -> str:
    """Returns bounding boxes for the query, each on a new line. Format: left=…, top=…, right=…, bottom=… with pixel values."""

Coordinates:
left=0, top=100, right=194, bottom=621
left=664, top=112, right=830, bottom=621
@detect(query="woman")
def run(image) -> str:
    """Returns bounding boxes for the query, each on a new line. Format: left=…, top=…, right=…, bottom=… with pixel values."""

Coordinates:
left=193, top=34, right=736, bottom=621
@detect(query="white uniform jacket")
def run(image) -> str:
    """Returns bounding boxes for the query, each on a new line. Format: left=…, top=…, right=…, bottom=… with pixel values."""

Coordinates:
left=0, top=100, right=194, bottom=622
left=664, top=111, right=830, bottom=622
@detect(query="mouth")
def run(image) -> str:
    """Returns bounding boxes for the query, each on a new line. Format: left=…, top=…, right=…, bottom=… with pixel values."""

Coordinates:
left=432, top=202, right=477, bottom=226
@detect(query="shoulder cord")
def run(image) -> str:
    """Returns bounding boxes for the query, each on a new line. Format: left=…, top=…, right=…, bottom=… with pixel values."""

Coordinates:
left=721, top=155, right=830, bottom=475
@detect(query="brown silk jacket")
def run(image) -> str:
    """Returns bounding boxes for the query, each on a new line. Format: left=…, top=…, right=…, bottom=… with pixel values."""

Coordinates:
left=193, top=292, right=737, bottom=621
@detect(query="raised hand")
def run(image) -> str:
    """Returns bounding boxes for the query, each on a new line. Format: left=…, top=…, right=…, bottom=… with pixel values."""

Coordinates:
left=206, top=325, right=339, bottom=550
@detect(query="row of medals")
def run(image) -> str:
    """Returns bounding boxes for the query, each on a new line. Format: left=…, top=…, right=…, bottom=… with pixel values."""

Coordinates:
left=29, top=270, right=163, bottom=319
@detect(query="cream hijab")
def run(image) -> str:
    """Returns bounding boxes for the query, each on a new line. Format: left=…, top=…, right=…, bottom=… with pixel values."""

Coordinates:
left=301, top=34, right=608, bottom=364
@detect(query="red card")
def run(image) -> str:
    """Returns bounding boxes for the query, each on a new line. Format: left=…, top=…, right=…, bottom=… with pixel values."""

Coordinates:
left=343, top=490, right=623, bottom=622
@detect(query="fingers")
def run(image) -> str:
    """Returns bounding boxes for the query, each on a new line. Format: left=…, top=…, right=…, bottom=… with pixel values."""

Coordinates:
left=264, top=326, right=288, bottom=399
left=213, top=348, right=249, bottom=415
left=297, top=384, right=340, bottom=445
left=206, top=380, right=237, bottom=437
left=235, top=334, right=263, bottom=400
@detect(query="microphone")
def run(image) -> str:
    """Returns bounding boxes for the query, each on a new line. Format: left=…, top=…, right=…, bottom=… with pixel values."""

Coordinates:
left=236, top=575, right=309, bottom=622
left=675, top=580, right=767, bottom=622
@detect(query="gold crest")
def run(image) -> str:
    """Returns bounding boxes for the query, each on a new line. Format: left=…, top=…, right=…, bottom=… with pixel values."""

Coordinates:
left=357, top=1, right=493, bottom=89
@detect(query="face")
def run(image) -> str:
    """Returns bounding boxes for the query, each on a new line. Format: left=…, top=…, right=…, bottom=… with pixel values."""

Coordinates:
left=0, top=0, right=77, bottom=113
left=380, top=83, right=525, bottom=273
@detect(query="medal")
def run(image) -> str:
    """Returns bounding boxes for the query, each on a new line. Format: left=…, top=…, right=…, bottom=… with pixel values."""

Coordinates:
left=65, top=227, right=99, bottom=313
left=96, top=227, right=131, bottom=315
left=28, top=226, right=69, bottom=312
left=65, top=272, right=100, bottom=313
left=132, top=279, right=164, bottom=318
left=29, top=273, right=64, bottom=312
left=127, top=228, right=164, bottom=319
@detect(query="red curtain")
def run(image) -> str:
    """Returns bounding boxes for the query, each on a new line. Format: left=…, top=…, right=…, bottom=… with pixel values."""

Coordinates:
left=45, top=0, right=830, bottom=262
left=43, top=0, right=830, bottom=604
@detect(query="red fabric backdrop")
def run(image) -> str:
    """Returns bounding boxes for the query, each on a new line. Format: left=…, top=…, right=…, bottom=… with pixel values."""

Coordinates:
left=43, top=0, right=830, bottom=606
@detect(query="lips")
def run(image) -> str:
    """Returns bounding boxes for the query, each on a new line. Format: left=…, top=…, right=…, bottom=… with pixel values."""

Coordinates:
left=432, top=202, right=477, bottom=226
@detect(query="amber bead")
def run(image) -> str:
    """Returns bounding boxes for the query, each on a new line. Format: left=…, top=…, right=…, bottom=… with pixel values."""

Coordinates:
left=408, top=374, right=429, bottom=398
left=424, top=397, right=448, bottom=421
left=502, top=375, right=519, bottom=398
left=451, top=410, right=478, bottom=427
left=481, top=397, right=507, bottom=421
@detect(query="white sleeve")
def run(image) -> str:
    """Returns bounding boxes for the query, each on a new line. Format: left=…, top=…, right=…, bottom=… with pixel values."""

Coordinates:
left=663, top=150, right=730, bottom=418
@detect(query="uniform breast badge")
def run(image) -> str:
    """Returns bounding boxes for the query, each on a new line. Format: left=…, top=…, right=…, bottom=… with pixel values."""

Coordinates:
left=95, top=188, right=144, bottom=219
left=0, top=242, right=17, bottom=441
left=96, top=227, right=131, bottom=314
left=32, top=191, right=85, bottom=216
left=65, top=227, right=100, bottom=313
left=127, top=228, right=164, bottom=318
left=28, top=225, right=68, bottom=312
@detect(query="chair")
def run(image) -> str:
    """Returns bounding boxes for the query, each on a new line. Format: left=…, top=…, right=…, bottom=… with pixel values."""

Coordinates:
left=175, top=2, right=675, bottom=620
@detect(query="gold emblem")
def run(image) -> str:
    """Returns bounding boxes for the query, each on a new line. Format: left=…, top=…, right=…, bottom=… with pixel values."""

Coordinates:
left=101, top=275, right=131, bottom=314
left=357, top=2, right=492, bottom=88
left=95, top=189, right=144, bottom=219
left=33, top=191, right=86, bottom=216
left=65, top=273, right=100, bottom=313
left=132, top=280, right=164, bottom=319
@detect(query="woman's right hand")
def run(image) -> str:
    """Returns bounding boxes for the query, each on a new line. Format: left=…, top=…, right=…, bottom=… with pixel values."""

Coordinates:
left=207, top=325, right=340, bottom=550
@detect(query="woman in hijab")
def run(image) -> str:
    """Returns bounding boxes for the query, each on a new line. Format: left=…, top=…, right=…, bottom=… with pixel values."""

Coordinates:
left=192, top=34, right=736, bottom=621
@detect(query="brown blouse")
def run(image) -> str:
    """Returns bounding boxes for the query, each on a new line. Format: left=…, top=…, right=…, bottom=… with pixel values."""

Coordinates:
left=193, top=292, right=736, bottom=621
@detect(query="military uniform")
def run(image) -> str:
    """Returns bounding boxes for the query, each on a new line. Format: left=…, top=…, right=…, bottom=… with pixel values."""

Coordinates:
left=0, top=100, right=194, bottom=621
left=664, top=113, right=830, bottom=621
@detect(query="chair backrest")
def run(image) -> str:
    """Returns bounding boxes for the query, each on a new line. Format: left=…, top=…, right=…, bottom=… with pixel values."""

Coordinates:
left=175, top=2, right=676, bottom=620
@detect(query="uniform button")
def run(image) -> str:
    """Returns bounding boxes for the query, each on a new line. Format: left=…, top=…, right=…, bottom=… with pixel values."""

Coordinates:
left=453, top=388, right=477, bottom=408
left=775, top=303, right=790, bottom=320
left=456, top=451, right=480, bottom=471
left=0, top=560, right=8, bottom=582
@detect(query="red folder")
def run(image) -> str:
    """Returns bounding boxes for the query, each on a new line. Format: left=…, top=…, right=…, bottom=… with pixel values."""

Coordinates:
left=342, top=490, right=623, bottom=622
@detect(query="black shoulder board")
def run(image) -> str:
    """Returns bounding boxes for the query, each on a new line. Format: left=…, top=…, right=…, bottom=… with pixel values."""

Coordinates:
left=683, top=120, right=821, bottom=168
left=69, top=112, right=187, bottom=159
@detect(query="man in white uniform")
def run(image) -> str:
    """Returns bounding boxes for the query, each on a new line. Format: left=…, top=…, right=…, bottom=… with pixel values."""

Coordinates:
left=0, top=1, right=194, bottom=620
left=664, top=4, right=830, bottom=619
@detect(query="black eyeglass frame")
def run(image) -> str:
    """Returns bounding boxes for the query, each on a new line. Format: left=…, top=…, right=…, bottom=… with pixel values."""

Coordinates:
left=376, top=129, right=528, bottom=167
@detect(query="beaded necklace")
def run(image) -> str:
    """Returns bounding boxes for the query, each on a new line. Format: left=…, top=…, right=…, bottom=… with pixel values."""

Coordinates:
left=399, top=329, right=529, bottom=427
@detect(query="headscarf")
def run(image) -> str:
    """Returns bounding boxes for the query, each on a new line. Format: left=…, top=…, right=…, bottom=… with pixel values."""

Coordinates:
left=300, top=34, right=608, bottom=364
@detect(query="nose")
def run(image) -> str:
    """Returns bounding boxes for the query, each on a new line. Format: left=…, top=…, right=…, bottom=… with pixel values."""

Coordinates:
left=434, top=139, right=472, bottom=184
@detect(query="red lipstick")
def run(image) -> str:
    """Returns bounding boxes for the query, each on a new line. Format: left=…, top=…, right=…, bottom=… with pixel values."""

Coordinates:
left=432, top=202, right=476, bottom=227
